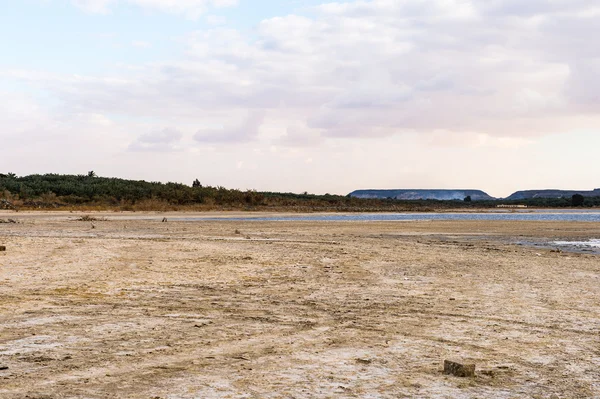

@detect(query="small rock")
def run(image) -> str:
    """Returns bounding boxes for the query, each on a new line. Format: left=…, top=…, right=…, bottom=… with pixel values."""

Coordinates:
left=444, top=360, right=475, bottom=377
left=162, top=217, right=168, bottom=222
left=0, top=246, right=5, bottom=252
left=0, top=365, right=8, bottom=370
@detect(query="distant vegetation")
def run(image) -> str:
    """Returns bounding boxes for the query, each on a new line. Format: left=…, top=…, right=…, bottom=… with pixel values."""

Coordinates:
left=572, top=194, right=585, bottom=207
left=0, top=173, right=472, bottom=212
left=1, top=173, right=599, bottom=211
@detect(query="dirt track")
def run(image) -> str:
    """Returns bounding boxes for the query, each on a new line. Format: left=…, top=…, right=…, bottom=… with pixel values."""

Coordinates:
left=1, top=213, right=600, bottom=398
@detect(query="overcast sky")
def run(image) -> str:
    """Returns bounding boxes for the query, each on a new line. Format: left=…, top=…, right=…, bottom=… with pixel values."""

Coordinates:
left=2, top=0, right=599, bottom=197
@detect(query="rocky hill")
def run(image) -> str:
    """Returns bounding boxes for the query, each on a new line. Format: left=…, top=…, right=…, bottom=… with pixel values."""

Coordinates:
left=505, top=189, right=600, bottom=200
left=349, top=189, right=495, bottom=201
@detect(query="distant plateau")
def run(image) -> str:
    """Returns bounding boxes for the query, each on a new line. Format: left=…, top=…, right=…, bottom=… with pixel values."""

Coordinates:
left=348, top=189, right=600, bottom=201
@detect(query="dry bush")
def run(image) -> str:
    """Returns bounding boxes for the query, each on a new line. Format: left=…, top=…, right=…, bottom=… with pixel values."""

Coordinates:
left=76, top=215, right=107, bottom=222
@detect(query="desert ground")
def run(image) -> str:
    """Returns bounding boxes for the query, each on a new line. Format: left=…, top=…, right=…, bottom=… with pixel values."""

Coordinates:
left=1, top=212, right=600, bottom=398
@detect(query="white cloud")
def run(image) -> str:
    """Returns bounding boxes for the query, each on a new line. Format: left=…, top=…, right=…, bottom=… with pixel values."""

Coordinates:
left=11, top=0, right=600, bottom=152
left=72, top=0, right=114, bottom=14
left=71, top=0, right=237, bottom=17
left=425, top=130, right=535, bottom=149
left=28, top=0, right=596, bottom=147
left=131, top=40, right=151, bottom=48
left=194, top=111, right=265, bottom=143
left=205, top=14, right=227, bottom=26
left=278, top=125, right=324, bottom=148
left=129, top=127, right=184, bottom=152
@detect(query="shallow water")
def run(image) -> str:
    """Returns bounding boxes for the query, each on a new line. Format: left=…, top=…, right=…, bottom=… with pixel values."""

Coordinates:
left=181, top=212, right=600, bottom=223
left=552, top=239, right=600, bottom=248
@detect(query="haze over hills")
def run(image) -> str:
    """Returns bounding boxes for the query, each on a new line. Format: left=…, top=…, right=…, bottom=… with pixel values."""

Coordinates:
left=349, top=189, right=600, bottom=201
left=349, top=189, right=495, bottom=201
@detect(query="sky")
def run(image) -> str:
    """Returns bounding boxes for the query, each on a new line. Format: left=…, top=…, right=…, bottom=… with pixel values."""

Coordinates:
left=1, top=0, right=599, bottom=198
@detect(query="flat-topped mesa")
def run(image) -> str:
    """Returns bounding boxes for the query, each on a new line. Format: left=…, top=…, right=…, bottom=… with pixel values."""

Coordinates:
left=348, top=189, right=496, bottom=201
left=506, top=188, right=600, bottom=200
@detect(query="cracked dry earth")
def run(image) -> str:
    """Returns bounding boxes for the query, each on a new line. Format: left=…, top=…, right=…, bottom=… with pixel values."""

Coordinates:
left=1, top=212, right=600, bottom=398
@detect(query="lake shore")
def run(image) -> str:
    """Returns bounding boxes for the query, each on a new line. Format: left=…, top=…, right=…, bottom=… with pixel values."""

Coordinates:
left=1, top=214, right=599, bottom=398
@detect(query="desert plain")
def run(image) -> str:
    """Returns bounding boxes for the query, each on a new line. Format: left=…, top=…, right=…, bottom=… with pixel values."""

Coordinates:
left=1, top=212, right=600, bottom=398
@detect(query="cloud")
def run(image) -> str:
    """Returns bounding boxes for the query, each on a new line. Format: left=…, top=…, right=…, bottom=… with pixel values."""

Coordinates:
left=16, top=0, right=600, bottom=146
left=71, top=0, right=238, bottom=17
left=129, top=127, right=183, bottom=152
left=131, top=40, right=151, bottom=48
left=71, top=0, right=114, bottom=14
left=425, top=131, right=535, bottom=149
left=278, top=125, right=324, bottom=148
left=194, top=111, right=265, bottom=143
left=205, top=14, right=227, bottom=26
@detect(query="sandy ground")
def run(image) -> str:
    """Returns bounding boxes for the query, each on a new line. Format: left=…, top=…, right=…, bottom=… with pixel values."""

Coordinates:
left=1, top=212, right=600, bottom=398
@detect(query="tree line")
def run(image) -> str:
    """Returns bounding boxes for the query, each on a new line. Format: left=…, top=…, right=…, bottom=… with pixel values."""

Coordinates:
left=0, top=173, right=430, bottom=211
left=0, top=173, right=598, bottom=211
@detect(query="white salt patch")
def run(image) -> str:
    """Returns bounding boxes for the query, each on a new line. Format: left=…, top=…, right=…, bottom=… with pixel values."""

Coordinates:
left=0, top=335, right=70, bottom=355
